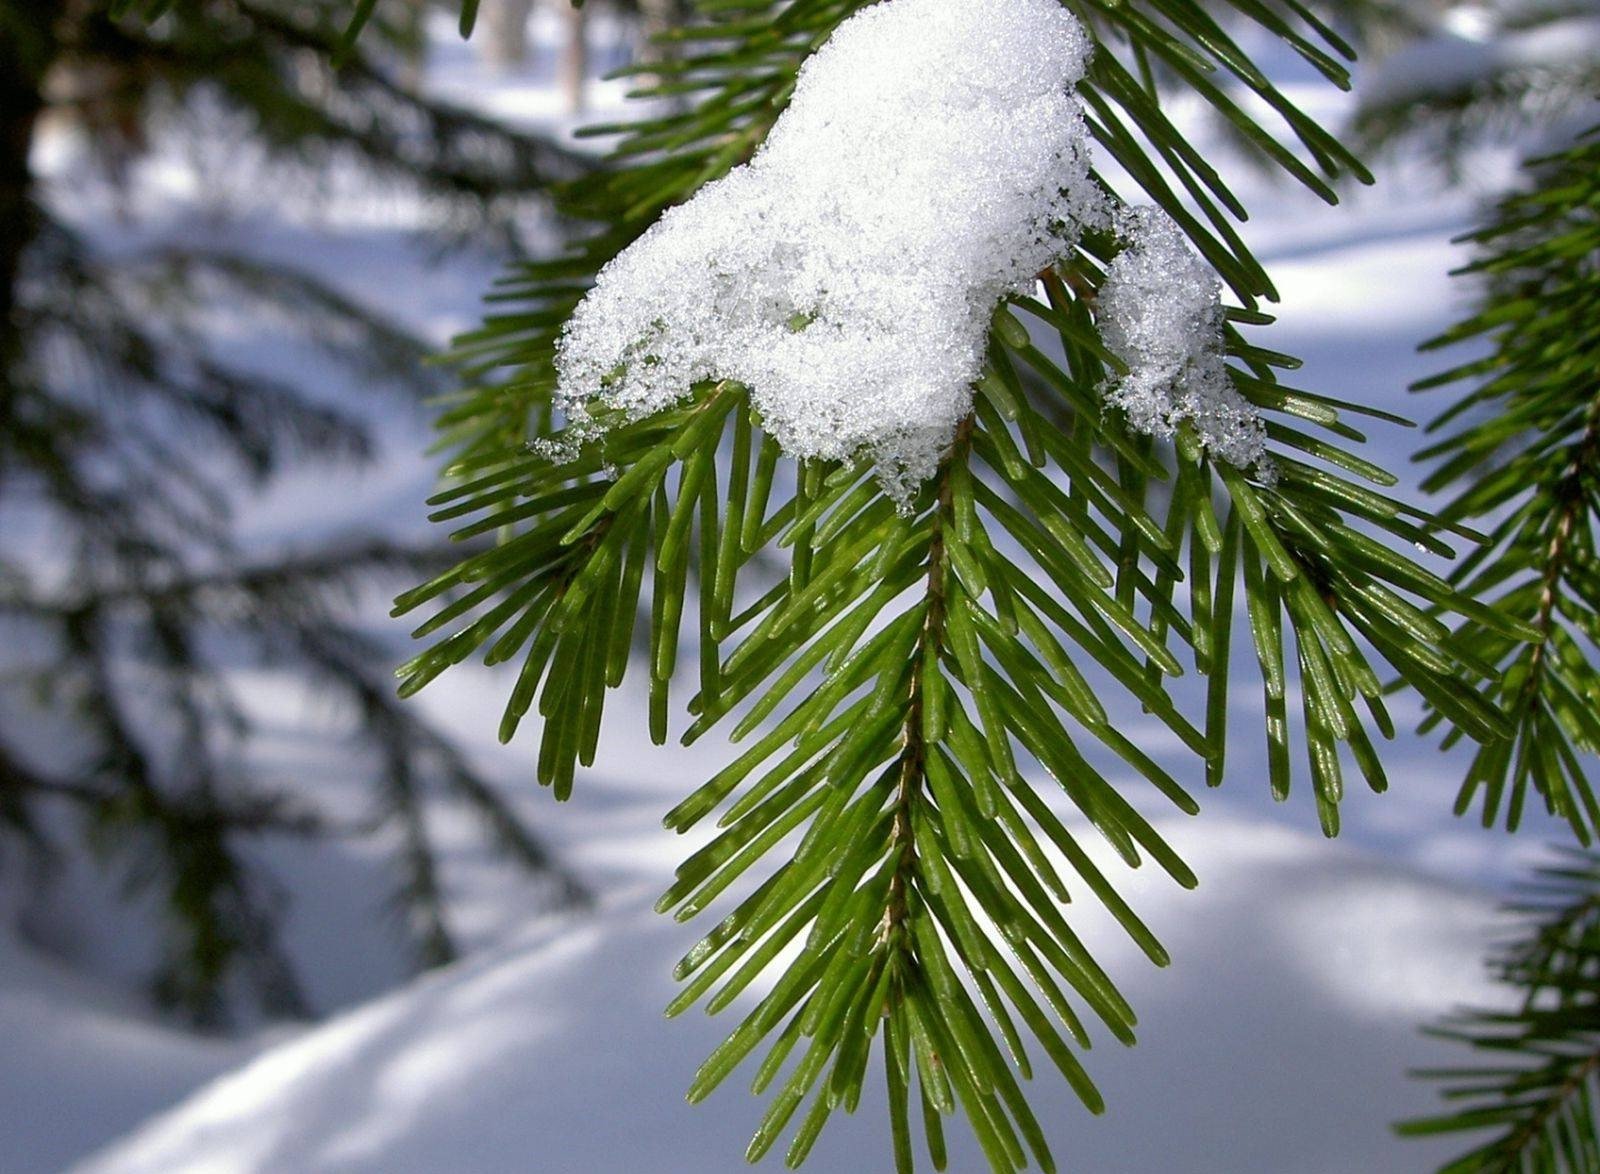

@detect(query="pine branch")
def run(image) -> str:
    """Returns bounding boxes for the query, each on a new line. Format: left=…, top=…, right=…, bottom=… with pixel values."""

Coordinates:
left=47, top=604, right=319, bottom=1023
left=4, top=530, right=589, bottom=1011
left=384, top=1, right=1540, bottom=1167
left=1349, top=2, right=1600, bottom=174
left=1411, top=129, right=1600, bottom=844
left=1399, top=850, right=1600, bottom=1173
left=400, top=350, right=1515, bottom=1168
left=8, top=214, right=427, bottom=545
left=657, top=408, right=1147, bottom=1174
left=85, top=0, right=586, bottom=235
left=3, top=0, right=591, bottom=1022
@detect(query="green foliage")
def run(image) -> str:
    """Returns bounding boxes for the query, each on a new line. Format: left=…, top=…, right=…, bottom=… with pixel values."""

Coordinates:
left=1347, top=0, right=1600, bottom=171
left=1400, top=849, right=1600, bottom=1172
left=2, top=0, right=585, bottom=1023
left=387, top=2, right=1540, bottom=1168
left=1411, top=130, right=1600, bottom=847
left=83, top=0, right=585, bottom=237
left=1392, top=124, right=1600, bottom=1173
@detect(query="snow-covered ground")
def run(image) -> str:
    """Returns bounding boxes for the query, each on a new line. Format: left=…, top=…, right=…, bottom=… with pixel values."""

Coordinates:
left=1, top=9, right=1576, bottom=1174
left=69, top=817, right=1505, bottom=1174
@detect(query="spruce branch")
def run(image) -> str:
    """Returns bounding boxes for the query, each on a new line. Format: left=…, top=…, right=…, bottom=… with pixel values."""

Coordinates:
left=1411, top=129, right=1600, bottom=844
left=1, top=0, right=595, bottom=1025
left=87, top=0, right=584, bottom=236
left=1400, top=850, right=1600, bottom=1173
left=402, top=309, right=1514, bottom=1168
left=391, top=1, right=1525, bottom=1168
left=1346, top=0, right=1600, bottom=174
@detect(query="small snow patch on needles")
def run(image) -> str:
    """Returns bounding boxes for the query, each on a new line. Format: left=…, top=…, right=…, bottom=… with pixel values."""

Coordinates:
left=554, top=0, right=1265, bottom=501
left=1100, top=209, right=1269, bottom=471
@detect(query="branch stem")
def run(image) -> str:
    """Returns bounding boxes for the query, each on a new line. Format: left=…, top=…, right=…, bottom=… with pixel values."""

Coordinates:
left=882, top=414, right=974, bottom=952
left=1522, top=389, right=1600, bottom=688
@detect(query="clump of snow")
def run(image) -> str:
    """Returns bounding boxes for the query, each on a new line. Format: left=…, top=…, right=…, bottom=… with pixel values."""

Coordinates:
left=553, top=0, right=1267, bottom=502
left=554, top=0, right=1102, bottom=504
left=1098, top=208, right=1268, bottom=472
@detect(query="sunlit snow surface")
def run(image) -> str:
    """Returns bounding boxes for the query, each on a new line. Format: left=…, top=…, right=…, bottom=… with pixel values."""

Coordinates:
left=555, top=0, right=1262, bottom=504
left=70, top=819, right=1504, bottom=1174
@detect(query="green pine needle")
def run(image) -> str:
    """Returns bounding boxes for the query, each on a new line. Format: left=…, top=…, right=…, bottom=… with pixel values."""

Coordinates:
left=1399, top=848, right=1600, bottom=1173
left=1410, top=129, right=1600, bottom=847
left=385, top=1, right=1528, bottom=1168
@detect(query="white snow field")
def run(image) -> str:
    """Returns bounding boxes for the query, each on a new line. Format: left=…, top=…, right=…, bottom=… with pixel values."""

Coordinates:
left=1, top=6, right=1578, bottom=1174
left=72, top=817, right=1503, bottom=1174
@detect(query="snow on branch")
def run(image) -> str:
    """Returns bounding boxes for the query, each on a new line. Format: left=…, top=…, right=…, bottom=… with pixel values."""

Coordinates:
left=1100, top=208, right=1267, bottom=471
left=554, top=0, right=1264, bottom=503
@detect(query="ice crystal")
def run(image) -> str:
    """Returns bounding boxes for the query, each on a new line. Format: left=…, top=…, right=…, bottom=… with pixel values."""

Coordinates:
left=1099, top=209, right=1268, bottom=471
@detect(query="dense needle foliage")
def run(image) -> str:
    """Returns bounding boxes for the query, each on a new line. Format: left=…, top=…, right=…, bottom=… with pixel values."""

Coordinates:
left=1412, top=130, right=1600, bottom=848
left=1402, top=850, right=1600, bottom=1172
left=0, top=0, right=584, bottom=1024
left=381, top=1, right=1536, bottom=1168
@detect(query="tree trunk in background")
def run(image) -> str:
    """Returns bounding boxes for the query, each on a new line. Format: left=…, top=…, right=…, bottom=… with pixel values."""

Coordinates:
left=630, top=0, right=688, bottom=99
left=636, top=0, right=686, bottom=48
left=560, top=4, right=588, bottom=114
left=0, top=2, right=56, bottom=375
left=478, top=0, right=589, bottom=112
left=480, top=0, right=535, bottom=70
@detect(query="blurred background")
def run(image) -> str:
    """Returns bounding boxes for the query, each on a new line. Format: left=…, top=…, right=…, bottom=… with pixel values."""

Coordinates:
left=0, top=1, right=1596, bottom=1171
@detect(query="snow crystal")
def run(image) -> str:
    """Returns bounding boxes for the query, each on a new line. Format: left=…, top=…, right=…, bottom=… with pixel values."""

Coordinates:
left=554, top=0, right=1098, bottom=502
left=1098, top=208, right=1268, bottom=472
left=553, top=0, right=1264, bottom=503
